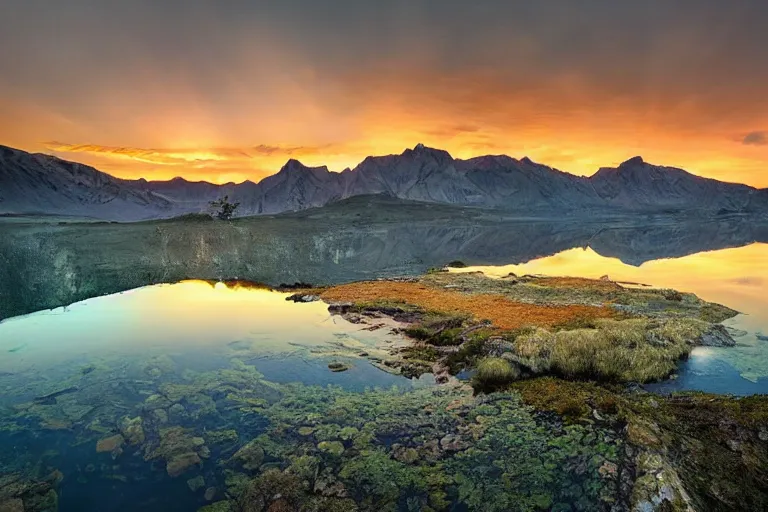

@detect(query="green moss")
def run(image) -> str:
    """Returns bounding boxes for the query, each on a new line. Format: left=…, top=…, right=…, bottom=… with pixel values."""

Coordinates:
left=402, top=313, right=471, bottom=347
left=205, top=429, right=238, bottom=445
left=400, top=345, right=440, bottom=363
left=318, top=441, right=345, bottom=456
left=237, top=469, right=304, bottom=512
left=197, top=501, right=234, bottom=512
left=632, top=392, right=768, bottom=511
left=511, top=377, right=622, bottom=422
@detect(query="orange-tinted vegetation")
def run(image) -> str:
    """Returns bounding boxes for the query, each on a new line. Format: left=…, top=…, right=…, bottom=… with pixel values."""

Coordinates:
left=318, top=281, right=615, bottom=330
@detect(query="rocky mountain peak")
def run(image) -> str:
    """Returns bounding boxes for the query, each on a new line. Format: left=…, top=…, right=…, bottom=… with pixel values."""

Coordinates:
left=619, top=156, right=645, bottom=168
left=402, top=143, right=453, bottom=162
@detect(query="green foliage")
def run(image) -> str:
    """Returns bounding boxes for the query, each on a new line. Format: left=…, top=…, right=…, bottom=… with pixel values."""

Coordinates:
left=473, top=357, right=520, bottom=390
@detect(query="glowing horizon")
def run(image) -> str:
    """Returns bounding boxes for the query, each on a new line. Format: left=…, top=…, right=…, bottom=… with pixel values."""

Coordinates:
left=2, top=1, right=767, bottom=186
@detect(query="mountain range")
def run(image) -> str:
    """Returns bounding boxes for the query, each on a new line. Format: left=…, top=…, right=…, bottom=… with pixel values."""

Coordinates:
left=1, top=143, right=766, bottom=221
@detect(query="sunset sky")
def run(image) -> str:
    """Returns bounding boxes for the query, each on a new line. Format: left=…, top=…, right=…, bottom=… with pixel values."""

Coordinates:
left=2, top=0, right=768, bottom=186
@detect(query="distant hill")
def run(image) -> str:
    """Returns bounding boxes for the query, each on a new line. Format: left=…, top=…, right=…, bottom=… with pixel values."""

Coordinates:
left=1, top=143, right=766, bottom=220
left=0, top=145, right=174, bottom=221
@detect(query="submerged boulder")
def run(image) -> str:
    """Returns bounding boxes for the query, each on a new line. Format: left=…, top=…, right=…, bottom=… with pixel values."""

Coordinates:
left=96, top=434, right=125, bottom=455
left=118, top=416, right=145, bottom=445
left=232, top=440, right=265, bottom=471
left=145, top=426, right=209, bottom=477
left=167, top=453, right=202, bottom=478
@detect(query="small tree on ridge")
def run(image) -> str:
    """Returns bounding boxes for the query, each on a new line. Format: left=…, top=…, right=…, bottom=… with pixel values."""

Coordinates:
left=209, top=195, right=240, bottom=220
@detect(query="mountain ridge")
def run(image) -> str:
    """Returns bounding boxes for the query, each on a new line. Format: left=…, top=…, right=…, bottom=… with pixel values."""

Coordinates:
left=1, top=143, right=766, bottom=220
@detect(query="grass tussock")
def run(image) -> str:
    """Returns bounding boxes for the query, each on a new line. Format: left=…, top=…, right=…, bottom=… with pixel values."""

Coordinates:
left=509, top=318, right=709, bottom=383
left=473, top=357, right=520, bottom=390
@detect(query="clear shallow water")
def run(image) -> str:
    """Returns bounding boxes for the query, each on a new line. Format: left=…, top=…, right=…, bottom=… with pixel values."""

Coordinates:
left=458, top=243, right=768, bottom=395
left=0, top=281, right=417, bottom=402
left=0, top=281, right=621, bottom=512
left=0, top=282, right=418, bottom=510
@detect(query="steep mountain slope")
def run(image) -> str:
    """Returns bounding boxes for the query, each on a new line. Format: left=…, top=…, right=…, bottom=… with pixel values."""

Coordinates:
left=589, top=156, right=764, bottom=212
left=458, top=154, right=603, bottom=208
left=0, top=145, right=175, bottom=220
left=2, top=143, right=766, bottom=220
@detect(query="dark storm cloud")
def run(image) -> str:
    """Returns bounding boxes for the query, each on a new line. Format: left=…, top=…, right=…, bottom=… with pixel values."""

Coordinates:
left=743, top=131, right=768, bottom=146
left=3, top=0, right=768, bottom=104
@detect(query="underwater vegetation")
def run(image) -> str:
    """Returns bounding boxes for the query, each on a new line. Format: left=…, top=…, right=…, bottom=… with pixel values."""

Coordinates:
left=0, top=270, right=763, bottom=512
left=0, top=355, right=625, bottom=512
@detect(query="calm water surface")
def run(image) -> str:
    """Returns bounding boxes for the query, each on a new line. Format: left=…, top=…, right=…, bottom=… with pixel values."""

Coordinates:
left=458, top=242, right=768, bottom=395
left=1, top=241, right=767, bottom=510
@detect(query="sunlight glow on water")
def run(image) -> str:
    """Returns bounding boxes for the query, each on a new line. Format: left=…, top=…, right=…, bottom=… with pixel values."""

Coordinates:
left=0, top=280, right=410, bottom=389
left=457, top=243, right=768, bottom=394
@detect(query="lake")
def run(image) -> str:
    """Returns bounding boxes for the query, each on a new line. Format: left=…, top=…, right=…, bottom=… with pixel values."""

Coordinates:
left=1, top=216, right=767, bottom=511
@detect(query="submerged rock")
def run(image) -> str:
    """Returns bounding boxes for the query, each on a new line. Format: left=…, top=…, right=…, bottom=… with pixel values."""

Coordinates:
left=198, top=501, right=234, bottom=512
left=232, top=440, right=265, bottom=471
left=96, top=434, right=125, bottom=454
left=317, top=441, right=345, bottom=456
left=439, top=434, right=469, bottom=452
left=118, top=416, right=145, bottom=445
left=0, top=473, right=59, bottom=512
left=327, top=361, right=351, bottom=373
left=167, top=453, right=202, bottom=478
left=187, top=476, right=206, bottom=492
left=145, top=426, right=210, bottom=477
left=206, top=429, right=238, bottom=445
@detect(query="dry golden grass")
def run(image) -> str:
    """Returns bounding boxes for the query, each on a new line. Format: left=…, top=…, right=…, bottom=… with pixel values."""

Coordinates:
left=508, top=318, right=708, bottom=382
left=318, top=281, right=615, bottom=330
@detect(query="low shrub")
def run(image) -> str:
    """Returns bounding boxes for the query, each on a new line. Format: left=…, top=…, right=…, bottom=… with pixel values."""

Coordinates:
left=473, top=357, right=520, bottom=390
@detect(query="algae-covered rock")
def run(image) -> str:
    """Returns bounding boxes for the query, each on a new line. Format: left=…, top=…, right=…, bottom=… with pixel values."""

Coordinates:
left=439, top=434, right=468, bottom=452
left=391, top=444, right=419, bottom=464
left=206, top=429, right=238, bottom=445
left=145, top=426, right=209, bottom=477
left=197, top=501, right=234, bottom=512
left=317, top=441, right=345, bottom=457
left=237, top=470, right=304, bottom=512
left=204, top=487, right=217, bottom=501
left=328, top=361, right=351, bottom=373
left=167, top=452, right=202, bottom=478
left=0, top=474, right=58, bottom=512
left=151, top=409, right=169, bottom=425
left=96, top=434, right=124, bottom=454
left=118, top=416, right=145, bottom=445
left=143, top=394, right=172, bottom=411
left=232, top=440, right=265, bottom=471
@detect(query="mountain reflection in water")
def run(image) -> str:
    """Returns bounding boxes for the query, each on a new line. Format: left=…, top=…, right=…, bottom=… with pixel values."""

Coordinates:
left=455, top=243, right=768, bottom=394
